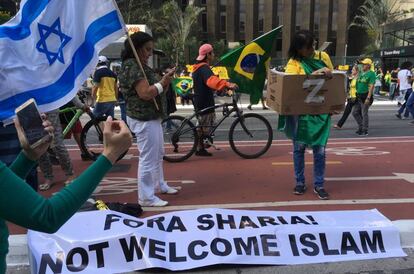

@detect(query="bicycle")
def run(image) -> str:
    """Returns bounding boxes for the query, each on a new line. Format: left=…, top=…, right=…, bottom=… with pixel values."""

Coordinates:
left=162, top=91, right=273, bottom=162
left=59, top=106, right=127, bottom=161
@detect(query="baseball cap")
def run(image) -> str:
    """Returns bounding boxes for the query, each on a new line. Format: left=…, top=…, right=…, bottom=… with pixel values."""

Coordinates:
left=360, top=58, right=373, bottom=65
left=196, top=44, right=213, bottom=61
left=98, top=56, right=108, bottom=64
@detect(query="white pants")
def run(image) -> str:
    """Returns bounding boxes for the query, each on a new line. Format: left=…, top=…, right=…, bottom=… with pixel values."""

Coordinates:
left=127, top=117, right=170, bottom=204
left=397, top=89, right=407, bottom=104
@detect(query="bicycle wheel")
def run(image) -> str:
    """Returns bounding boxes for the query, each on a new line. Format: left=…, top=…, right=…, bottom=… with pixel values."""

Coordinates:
left=80, top=116, right=128, bottom=161
left=229, top=113, right=273, bottom=159
left=162, top=115, right=197, bottom=162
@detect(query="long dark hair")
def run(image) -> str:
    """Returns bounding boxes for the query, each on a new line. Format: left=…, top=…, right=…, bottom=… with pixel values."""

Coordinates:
left=287, top=30, right=315, bottom=60
left=121, top=32, right=153, bottom=61
left=400, top=61, right=413, bottom=70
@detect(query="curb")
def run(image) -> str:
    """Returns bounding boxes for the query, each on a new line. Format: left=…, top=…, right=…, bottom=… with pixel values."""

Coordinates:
left=7, top=220, right=414, bottom=270
left=172, top=99, right=398, bottom=111
left=394, top=220, right=414, bottom=248
left=114, top=95, right=398, bottom=113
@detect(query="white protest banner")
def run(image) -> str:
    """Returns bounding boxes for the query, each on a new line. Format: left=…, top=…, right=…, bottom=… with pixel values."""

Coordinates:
left=27, top=208, right=406, bottom=274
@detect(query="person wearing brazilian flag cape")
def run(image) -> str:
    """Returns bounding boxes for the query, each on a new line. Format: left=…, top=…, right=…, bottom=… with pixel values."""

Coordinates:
left=278, top=30, right=333, bottom=200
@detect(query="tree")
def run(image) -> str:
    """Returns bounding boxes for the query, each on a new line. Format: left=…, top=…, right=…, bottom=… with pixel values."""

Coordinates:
left=145, top=0, right=204, bottom=65
left=116, top=0, right=152, bottom=24
left=0, top=0, right=19, bottom=15
left=349, top=0, right=407, bottom=53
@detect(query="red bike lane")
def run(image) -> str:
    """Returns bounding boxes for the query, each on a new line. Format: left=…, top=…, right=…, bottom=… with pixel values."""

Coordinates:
left=8, top=136, right=414, bottom=234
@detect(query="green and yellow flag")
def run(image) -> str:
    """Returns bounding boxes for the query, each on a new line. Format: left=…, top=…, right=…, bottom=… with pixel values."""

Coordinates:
left=172, top=76, right=193, bottom=96
left=215, top=26, right=282, bottom=104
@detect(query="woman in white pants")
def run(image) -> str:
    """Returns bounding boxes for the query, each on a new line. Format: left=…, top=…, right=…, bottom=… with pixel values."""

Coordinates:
left=118, top=32, right=178, bottom=207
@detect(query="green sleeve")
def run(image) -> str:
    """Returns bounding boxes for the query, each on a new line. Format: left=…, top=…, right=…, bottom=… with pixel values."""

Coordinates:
left=369, top=71, right=376, bottom=85
left=0, top=155, right=112, bottom=233
left=9, top=152, right=36, bottom=180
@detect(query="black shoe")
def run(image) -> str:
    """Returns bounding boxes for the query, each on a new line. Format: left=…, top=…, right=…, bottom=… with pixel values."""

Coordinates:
left=81, top=153, right=91, bottom=161
left=396, top=113, right=402, bottom=119
left=195, top=149, right=212, bottom=157
left=357, top=130, right=368, bottom=136
left=314, top=187, right=329, bottom=200
left=247, top=105, right=252, bottom=110
left=293, top=185, right=306, bottom=195
left=355, top=129, right=362, bottom=135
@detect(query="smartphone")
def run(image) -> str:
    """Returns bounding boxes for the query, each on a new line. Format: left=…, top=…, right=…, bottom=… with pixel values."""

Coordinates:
left=15, top=99, right=50, bottom=148
left=166, top=67, right=176, bottom=77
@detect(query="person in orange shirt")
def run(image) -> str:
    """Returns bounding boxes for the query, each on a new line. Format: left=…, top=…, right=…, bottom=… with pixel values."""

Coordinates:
left=191, top=44, right=238, bottom=156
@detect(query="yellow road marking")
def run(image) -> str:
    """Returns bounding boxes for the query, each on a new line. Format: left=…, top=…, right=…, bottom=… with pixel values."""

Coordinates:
left=272, top=161, right=342, bottom=166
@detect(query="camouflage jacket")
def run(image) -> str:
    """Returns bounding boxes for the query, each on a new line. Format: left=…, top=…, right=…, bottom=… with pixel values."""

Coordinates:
left=118, top=59, right=167, bottom=121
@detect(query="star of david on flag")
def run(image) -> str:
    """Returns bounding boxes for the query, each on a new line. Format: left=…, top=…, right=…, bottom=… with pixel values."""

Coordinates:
left=0, top=0, right=125, bottom=122
left=36, top=18, right=71, bottom=65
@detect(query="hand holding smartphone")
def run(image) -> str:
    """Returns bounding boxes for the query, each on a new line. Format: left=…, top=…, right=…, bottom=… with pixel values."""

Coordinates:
left=165, top=67, right=176, bottom=77
left=15, top=99, right=51, bottom=149
left=160, top=67, right=176, bottom=87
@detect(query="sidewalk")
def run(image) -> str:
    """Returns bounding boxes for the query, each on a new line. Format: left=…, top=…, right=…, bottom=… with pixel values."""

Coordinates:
left=172, top=94, right=398, bottom=111
left=6, top=220, right=414, bottom=273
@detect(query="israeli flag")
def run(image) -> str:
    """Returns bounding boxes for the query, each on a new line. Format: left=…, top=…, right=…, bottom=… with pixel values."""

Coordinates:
left=0, top=0, right=124, bottom=122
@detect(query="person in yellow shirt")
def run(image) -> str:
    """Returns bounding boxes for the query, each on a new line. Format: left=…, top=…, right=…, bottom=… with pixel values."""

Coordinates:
left=334, top=65, right=358, bottom=129
left=278, top=30, right=333, bottom=200
left=92, top=56, right=118, bottom=118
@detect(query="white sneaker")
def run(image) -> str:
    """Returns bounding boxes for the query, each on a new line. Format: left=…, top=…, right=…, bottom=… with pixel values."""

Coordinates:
left=139, top=199, right=168, bottom=207
left=161, top=186, right=179, bottom=195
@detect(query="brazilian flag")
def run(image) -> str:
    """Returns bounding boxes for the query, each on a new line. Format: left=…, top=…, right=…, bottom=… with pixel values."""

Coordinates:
left=215, top=26, right=282, bottom=104
left=172, top=76, right=193, bottom=96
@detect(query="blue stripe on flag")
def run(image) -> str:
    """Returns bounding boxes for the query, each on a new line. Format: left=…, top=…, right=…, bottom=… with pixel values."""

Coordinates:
left=0, top=0, right=51, bottom=40
left=0, top=11, right=122, bottom=120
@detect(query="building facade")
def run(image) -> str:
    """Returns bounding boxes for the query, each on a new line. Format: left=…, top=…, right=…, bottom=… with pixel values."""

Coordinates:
left=191, top=0, right=358, bottom=65
left=372, top=1, right=414, bottom=71
left=375, top=16, right=414, bottom=71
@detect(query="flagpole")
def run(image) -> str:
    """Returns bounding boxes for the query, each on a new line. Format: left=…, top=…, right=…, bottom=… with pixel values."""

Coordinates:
left=111, top=0, right=159, bottom=110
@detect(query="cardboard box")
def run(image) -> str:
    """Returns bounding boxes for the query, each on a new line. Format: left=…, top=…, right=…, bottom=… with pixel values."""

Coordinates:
left=266, top=70, right=347, bottom=115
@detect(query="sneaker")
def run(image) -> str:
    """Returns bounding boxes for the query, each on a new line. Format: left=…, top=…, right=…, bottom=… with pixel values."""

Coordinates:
left=333, top=124, right=341, bottom=129
left=356, top=130, right=368, bottom=136
left=247, top=105, right=252, bottom=110
left=161, top=186, right=179, bottom=195
left=81, top=153, right=91, bottom=161
left=355, top=129, right=362, bottom=135
left=293, top=185, right=306, bottom=195
left=314, top=187, right=329, bottom=200
left=195, top=149, right=212, bottom=157
left=395, top=113, right=402, bottom=119
left=139, top=199, right=168, bottom=207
